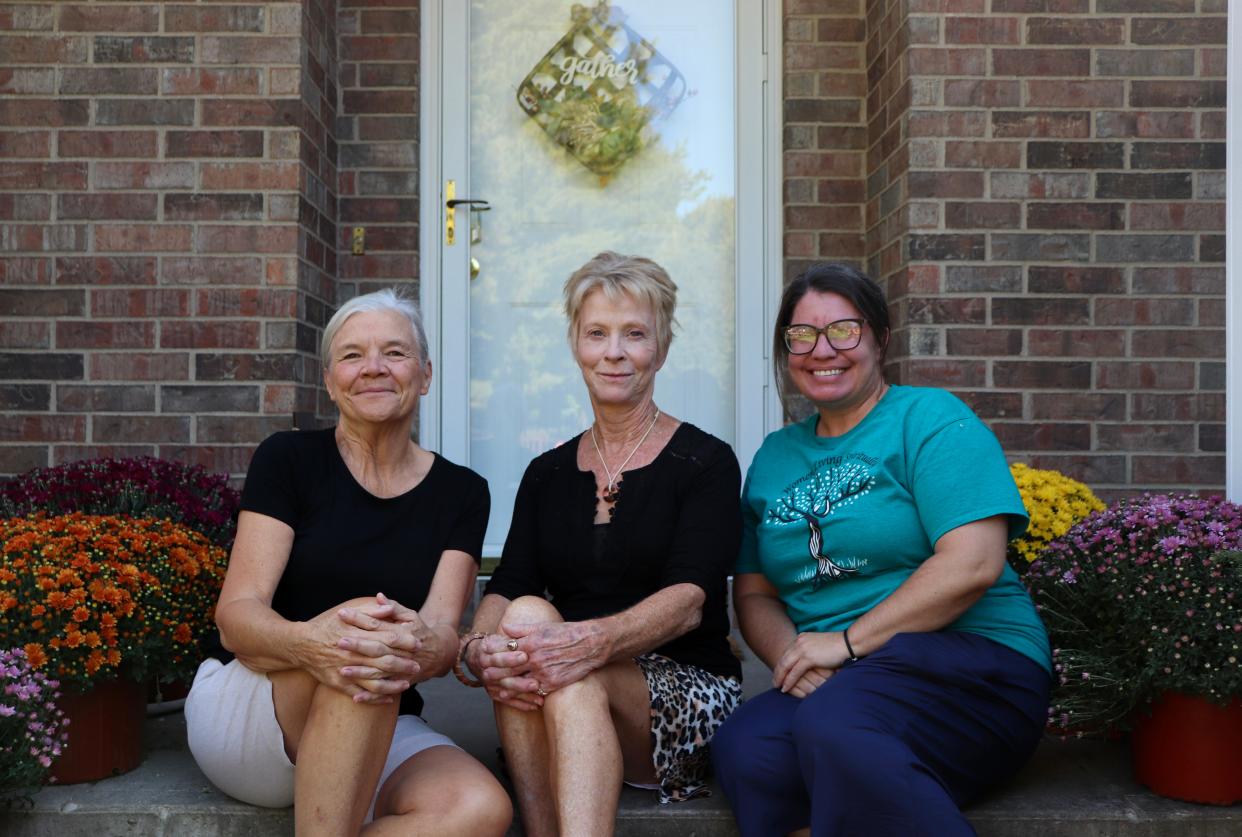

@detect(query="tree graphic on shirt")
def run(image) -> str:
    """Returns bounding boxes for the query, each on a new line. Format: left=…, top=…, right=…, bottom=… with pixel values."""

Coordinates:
left=766, top=461, right=874, bottom=590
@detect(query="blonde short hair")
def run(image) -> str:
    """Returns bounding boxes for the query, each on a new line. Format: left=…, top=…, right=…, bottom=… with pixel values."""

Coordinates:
left=320, top=288, right=428, bottom=367
left=562, top=251, right=678, bottom=355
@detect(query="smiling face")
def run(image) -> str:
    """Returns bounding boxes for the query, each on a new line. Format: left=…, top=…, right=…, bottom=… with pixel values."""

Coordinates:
left=324, top=308, right=430, bottom=429
left=573, top=289, right=664, bottom=409
left=786, top=290, right=885, bottom=418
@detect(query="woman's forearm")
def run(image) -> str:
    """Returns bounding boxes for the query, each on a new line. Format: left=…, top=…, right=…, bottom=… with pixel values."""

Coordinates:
left=845, top=517, right=1007, bottom=657
left=216, top=597, right=310, bottom=673
left=736, top=592, right=797, bottom=670
left=591, top=582, right=706, bottom=663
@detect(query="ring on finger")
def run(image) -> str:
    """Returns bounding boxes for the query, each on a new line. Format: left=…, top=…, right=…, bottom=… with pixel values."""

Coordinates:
left=506, top=638, right=519, bottom=652
left=536, top=687, right=548, bottom=697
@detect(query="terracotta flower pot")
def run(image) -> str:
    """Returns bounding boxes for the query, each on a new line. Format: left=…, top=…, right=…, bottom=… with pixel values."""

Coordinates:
left=1131, top=691, right=1242, bottom=805
left=49, top=677, right=145, bottom=784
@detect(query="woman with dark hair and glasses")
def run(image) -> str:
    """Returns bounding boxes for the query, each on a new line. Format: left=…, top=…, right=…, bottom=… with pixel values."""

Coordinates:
left=712, top=263, right=1050, bottom=836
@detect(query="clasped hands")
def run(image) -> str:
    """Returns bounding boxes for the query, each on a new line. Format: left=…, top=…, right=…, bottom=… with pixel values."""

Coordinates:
left=773, top=630, right=852, bottom=699
left=305, top=592, right=444, bottom=705
left=466, top=621, right=607, bottom=712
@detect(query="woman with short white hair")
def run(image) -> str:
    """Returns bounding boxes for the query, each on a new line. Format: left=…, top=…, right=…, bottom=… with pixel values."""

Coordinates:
left=185, top=289, right=511, bottom=836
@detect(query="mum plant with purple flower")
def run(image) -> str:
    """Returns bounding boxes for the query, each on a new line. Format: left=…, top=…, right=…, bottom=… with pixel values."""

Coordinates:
left=1, top=647, right=68, bottom=804
left=0, top=457, right=239, bottom=548
left=1026, top=494, right=1242, bottom=735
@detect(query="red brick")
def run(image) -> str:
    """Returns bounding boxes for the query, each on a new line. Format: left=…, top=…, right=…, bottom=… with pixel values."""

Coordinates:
left=1028, top=266, right=1125, bottom=294
left=160, top=445, right=257, bottom=477
left=0, top=415, right=85, bottom=443
left=908, top=171, right=983, bottom=198
left=202, top=99, right=304, bottom=128
left=359, top=9, right=419, bottom=32
left=1132, top=18, right=1226, bottom=46
left=1131, top=81, right=1225, bottom=109
left=357, top=64, right=419, bottom=88
left=1027, top=202, right=1124, bottom=230
left=196, top=225, right=299, bottom=254
left=95, top=225, right=192, bottom=253
left=1131, top=330, right=1223, bottom=359
left=1027, top=81, right=1123, bottom=108
left=340, top=35, right=420, bottom=62
left=1130, top=203, right=1224, bottom=232
left=194, top=288, right=298, bottom=318
left=0, top=99, right=89, bottom=127
left=91, top=289, right=190, bottom=318
left=51, top=445, right=155, bottom=466
left=902, top=359, right=987, bottom=388
left=56, top=256, right=156, bottom=286
left=201, top=162, right=300, bottom=191
left=0, top=6, right=54, bottom=31
left=993, top=298, right=1090, bottom=326
left=93, top=36, right=195, bottom=64
left=201, top=36, right=300, bottom=65
left=165, top=194, right=264, bottom=222
left=356, top=116, right=418, bottom=142
left=1132, top=456, right=1223, bottom=486
left=1133, top=267, right=1222, bottom=295
left=1095, top=111, right=1195, bottom=139
left=93, top=162, right=195, bottom=190
left=58, top=131, right=157, bottom=159
left=0, top=131, right=51, bottom=158
left=994, top=361, right=1090, bottom=389
left=785, top=205, right=861, bottom=230
left=944, top=202, right=1021, bottom=229
left=0, top=68, right=56, bottom=95
left=945, top=328, right=1023, bottom=355
left=1027, top=18, right=1123, bottom=44
left=161, top=321, right=261, bottom=349
left=992, top=422, right=1091, bottom=451
left=907, top=110, right=987, bottom=137
left=944, top=17, right=1019, bottom=44
left=907, top=48, right=985, bottom=76
left=1131, top=143, right=1224, bottom=170
left=1032, top=392, right=1125, bottom=421
left=944, top=141, right=1021, bottom=169
left=943, top=80, right=1019, bottom=108
left=0, top=322, right=49, bottom=349
left=164, top=5, right=265, bottom=33
left=58, top=194, right=158, bottom=221
left=161, top=68, right=262, bottom=96
left=0, top=258, right=52, bottom=285
left=56, top=321, right=155, bottom=350
left=166, top=130, right=264, bottom=158
left=196, top=416, right=290, bottom=444
left=993, top=111, right=1090, bottom=139
left=993, top=49, right=1089, bottom=77
left=59, top=68, right=156, bottom=96
left=90, top=353, right=189, bottom=382
left=0, top=35, right=88, bottom=63
left=93, top=415, right=191, bottom=444
left=96, top=99, right=195, bottom=127
left=1096, top=362, right=1194, bottom=390
left=1027, top=329, right=1125, bottom=356
left=59, top=4, right=159, bottom=32
left=0, top=194, right=51, bottom=222
left=1132, top=394, right=1223, bottom=422
left=1096, top=49, right=1195, bottom=77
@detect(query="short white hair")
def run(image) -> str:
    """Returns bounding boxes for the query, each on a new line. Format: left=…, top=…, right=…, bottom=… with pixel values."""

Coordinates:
left=320, top=288, right=429, bottom=367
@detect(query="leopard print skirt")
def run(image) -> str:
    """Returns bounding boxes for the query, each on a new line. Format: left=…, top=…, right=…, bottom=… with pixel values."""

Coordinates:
left=635, top=652, right=743, bottom=804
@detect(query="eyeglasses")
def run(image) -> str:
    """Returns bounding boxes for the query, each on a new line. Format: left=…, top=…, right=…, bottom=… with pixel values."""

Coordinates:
left=783, top=319, right=865, bottom=354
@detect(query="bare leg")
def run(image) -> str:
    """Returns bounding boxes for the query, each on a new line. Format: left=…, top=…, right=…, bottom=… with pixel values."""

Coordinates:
left=364, top=745, right=512, bottom=837
left=267, top=597, right=399, bottom=837
left=495, top=596, right=655, bottom=837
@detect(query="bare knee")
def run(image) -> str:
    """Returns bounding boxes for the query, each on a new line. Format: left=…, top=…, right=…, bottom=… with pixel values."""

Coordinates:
left=501, top=595, right=562, bottom=631
left=449, top=776, right=513, bottom=837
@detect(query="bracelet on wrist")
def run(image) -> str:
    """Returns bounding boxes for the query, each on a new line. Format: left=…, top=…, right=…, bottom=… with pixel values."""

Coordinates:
left=843, top=626, right=860, bottom=662
left=453, top=632, right=486, bottom=688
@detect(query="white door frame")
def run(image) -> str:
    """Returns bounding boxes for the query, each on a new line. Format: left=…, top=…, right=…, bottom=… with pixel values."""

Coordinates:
left=419, top=0, right=784, bottom=479
left=1227, top=6, right=1240, bottom=502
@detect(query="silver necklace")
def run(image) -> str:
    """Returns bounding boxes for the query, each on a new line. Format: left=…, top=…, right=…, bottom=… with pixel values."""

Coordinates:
left=591, top=408, right=660, bottom=504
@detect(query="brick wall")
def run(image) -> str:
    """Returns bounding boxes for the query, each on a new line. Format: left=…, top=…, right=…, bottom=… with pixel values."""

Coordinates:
left=0, top=2, right=335, bottom=475
left=884, top=1, right=1227, bottom=496
left=333, top=0, right=420, bottom=417
left=783, top=0, right=866, bottom=281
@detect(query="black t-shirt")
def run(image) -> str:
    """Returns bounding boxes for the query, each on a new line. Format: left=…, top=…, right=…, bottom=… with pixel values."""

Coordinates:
left=485, top=423, right=742, bottom=681
left=226, top=428, right=489, bottom=716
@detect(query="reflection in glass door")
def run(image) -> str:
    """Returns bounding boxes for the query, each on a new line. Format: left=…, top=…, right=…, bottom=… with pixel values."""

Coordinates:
left=428, top=0, right=768, bottom=554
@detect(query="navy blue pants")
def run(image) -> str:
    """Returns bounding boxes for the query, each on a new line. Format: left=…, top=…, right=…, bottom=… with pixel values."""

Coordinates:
left=712, top=632, right=1050, bottom=837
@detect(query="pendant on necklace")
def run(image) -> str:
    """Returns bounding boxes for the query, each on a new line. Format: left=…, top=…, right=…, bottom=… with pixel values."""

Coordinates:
left=602, top=479, right=622, bottom=505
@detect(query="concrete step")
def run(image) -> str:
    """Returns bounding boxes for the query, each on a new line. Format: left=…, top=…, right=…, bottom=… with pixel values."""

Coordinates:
left=4, top=652, right=1241, bottom=836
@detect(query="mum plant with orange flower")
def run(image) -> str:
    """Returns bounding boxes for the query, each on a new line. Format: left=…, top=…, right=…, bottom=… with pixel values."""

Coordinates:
left=0, top=514, right=227, bottom=692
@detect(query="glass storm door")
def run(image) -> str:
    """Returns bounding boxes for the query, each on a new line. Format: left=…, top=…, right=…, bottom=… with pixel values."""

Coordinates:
left=424, top=0, right=770, bottom=555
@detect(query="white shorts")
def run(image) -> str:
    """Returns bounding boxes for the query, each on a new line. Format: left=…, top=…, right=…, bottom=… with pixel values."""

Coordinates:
left=185, top=658, right=458, bottom=821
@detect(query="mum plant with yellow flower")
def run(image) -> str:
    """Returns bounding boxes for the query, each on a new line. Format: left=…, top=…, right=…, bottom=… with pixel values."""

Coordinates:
left=0, top=514, right=227, bottom=693
left=1008, top=463, right=1106, bottom=572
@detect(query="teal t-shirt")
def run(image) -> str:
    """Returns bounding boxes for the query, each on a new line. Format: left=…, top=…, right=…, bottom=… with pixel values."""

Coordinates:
left=737, top=385, right=1051, bottom=672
